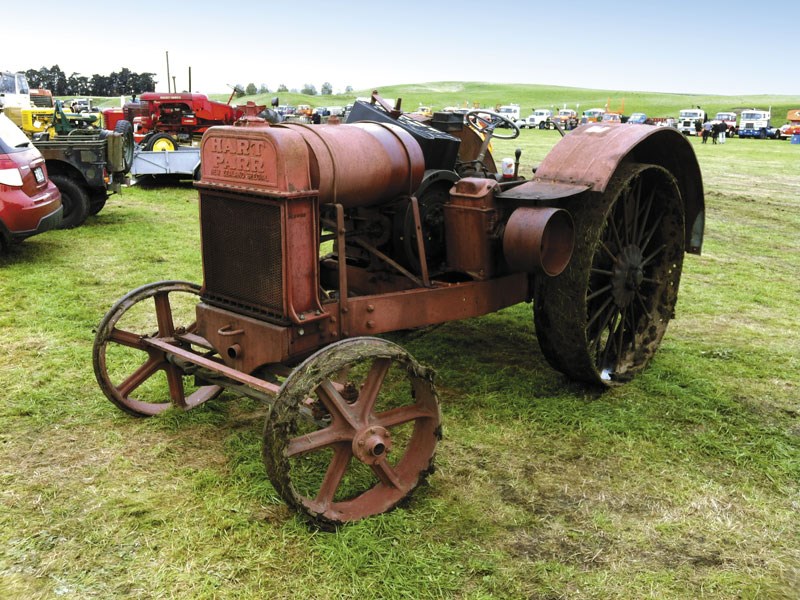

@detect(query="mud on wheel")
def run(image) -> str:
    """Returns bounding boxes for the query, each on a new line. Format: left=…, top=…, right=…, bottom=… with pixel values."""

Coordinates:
left=93, top=280, right=222, bottom=416
left=263, top=337, right=441, bottom=527
left=534, top=162, right=685, bottom=386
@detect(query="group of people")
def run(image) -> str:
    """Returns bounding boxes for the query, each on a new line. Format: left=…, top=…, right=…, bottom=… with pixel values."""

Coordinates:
left=696, top=119, right=729, bottom=144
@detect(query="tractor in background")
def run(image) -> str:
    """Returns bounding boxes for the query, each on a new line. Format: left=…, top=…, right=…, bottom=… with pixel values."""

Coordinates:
left=103, top=91, right=265, bottom=151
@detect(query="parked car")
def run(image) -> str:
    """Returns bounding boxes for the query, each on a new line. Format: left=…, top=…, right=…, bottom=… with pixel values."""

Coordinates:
left=0, top=110, right=62, bottom=250
left=628, top=112, right=649, bottom=124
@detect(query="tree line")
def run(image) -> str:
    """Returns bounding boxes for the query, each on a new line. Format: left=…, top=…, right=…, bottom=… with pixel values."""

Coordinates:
left=239, top=82, right=354, bottom=97
left=22, top=65, right=156, bottom=97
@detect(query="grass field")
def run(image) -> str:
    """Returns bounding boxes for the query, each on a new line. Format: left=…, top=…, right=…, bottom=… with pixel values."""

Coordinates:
left=1, top=119, right=799, bottom=598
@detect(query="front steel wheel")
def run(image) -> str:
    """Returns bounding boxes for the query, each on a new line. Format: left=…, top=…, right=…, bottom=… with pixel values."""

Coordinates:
left=534, top=163, right=685, bottom=386
left=93, top=280, right=223, bottom=416
left=263, top=337, right=441, bottom=527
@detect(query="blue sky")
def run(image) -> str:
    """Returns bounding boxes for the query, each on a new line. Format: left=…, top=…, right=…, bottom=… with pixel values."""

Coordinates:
left=5, top=0, right=797, bottom=96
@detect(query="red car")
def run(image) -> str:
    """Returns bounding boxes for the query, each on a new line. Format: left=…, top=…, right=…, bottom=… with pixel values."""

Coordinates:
left=0, top=111, right=62, bottom=250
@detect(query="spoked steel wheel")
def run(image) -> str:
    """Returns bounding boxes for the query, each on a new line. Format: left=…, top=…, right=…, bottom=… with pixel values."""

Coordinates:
left=534, top=163, right=685, bottom=386
left=93, top=280, right=223, bottom=416
left=263, top=337, right=441, bottom=527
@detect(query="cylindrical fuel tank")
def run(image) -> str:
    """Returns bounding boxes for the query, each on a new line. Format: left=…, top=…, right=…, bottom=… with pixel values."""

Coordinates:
left=277, top=122, right=425, bottom=207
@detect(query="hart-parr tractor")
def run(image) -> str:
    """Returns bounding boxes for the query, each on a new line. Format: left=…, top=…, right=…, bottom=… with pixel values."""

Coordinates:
left=94, top=92, right=704, bottom=527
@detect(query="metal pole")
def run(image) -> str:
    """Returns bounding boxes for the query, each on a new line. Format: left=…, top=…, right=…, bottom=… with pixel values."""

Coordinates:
left=188, top=67, right=192, bottom=93
left=166, top=50, right=171, bottom=93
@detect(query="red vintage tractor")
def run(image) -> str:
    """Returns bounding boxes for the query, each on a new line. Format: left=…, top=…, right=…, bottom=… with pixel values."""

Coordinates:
left=103, top=91, right=265, bottom=151
left=93, top=93, right=704, bottom=527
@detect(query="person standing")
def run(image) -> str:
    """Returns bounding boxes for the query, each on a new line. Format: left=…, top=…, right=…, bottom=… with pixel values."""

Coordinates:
left=702, top=120, right=712, bottom=143
left=718, top=122, right=727, bottom=144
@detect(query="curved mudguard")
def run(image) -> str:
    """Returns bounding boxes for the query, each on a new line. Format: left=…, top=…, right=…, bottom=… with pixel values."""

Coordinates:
left=510, top=123, right=705, bottom=254
left=532, top=124, right=704, bottom=254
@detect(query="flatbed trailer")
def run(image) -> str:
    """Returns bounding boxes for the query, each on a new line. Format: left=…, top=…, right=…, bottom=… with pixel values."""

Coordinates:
left=129, top=145, right=201, bottom=181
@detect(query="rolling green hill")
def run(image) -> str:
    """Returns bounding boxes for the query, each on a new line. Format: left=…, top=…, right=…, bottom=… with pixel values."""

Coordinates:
left=220, top=81, right=798, bottom=122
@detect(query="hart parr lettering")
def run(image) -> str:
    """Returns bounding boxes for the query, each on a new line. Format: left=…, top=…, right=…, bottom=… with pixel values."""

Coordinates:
left=208, top=137, right=267, bottom=156
left=206, top=136, right=271, bottom=181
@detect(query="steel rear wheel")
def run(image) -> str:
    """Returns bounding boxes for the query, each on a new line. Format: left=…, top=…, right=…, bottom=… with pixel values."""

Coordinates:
left=93, top=280, right=223, bottom=416
left=263, top=337, right=441, bottom=527
left=534, top=162, right=685, bottom=386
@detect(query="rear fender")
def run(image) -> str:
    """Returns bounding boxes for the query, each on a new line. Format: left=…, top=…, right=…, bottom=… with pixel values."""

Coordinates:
left=534, top=124, right=704, bottom=254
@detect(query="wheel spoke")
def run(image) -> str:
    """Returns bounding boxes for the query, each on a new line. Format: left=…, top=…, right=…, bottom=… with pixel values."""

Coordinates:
left=600, top=242, right=618, bottom=263
left=587, top=295, right=614, bottom=329
left=630, top=178, right=643, bottom=244
left=641, top=243, right=667, bottom=267
left=154, top=292, right=175, bottom=337
left=357, top=358, right=391, bottom=422
left=635, top=186, right=657, bottom=247
left=635, top=290, right=650, bottom=315
left=609, top=213, right=624, bottom=249
left=639, top=218, right=662, bottom=254
left=586, top=283, right=612, bottom=302
left=374, top=403, right=438, bottom=429
left=371, top=456, right=403, bottom=490
left=314, top=443, right=353, bottom=507
left=627, top=305, right=638, bottom=356
left=589, top=302, right=618, bottom=354
left=286, top=424, right=354, bottom=457
left=317, top=380, right=360, bottom=430
left=600, top=307, right=621, bottom=368
left=117, top=355, right=164, bottom=397
left=165, top=363, right=187, bottom=408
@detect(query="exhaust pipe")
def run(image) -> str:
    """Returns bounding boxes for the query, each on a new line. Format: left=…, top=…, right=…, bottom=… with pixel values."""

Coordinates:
left=502, top=207, right=574, bottom=276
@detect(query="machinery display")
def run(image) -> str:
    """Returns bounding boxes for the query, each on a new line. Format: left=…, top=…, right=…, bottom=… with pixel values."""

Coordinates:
left=93, top=92, right=705, bottom=527
left=103, top=91, right=266, bottom=150
left=2, top=70, right=133, bottom=228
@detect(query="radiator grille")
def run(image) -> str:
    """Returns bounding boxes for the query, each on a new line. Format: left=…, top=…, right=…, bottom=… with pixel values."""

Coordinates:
left=200, top=192, right=285, bottom=320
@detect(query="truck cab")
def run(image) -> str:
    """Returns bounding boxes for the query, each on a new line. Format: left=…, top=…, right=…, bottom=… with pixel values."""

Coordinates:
left=0, top=71, right=30, bottom=109
left=524, top=109, right=553, bottom=129
left=713, top=111, right=737, bottom=134
left=497, top=104, right=521, bottom=125
left=678, top=109, right=707, bottom=135
left=553, top=109, right=578, bottom=129
left=738, top=109, right=780, bottom=139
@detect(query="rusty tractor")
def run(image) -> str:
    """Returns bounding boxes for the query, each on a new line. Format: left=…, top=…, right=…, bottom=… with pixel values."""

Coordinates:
left=93, top=93, right=704, bottom=526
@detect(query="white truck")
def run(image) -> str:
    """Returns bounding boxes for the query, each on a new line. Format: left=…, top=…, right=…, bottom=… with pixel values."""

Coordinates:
left=678, top=108, right=706, bottom=135
left=0, top=71, right=30, bottom=108
left=737, top=108, right=780, bottom=139
left=521, top=109, right=553, bottom=129
left=713, top=111, right=737, bottom=135
left=497, top=104, right=521, bottom=127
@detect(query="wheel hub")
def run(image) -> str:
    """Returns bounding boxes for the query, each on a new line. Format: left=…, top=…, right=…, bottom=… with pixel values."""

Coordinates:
left=612, top=244, right=644, bottom=307
left=352, top=426, right=392, bottom=464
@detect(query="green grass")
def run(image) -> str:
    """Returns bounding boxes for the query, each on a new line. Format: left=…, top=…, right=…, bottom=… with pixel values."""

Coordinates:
left=1, top=104, right=799, bottom=598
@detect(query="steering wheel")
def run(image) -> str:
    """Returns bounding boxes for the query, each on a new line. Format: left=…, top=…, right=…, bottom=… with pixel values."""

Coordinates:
left=465, top=110, right=520, bottom=140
